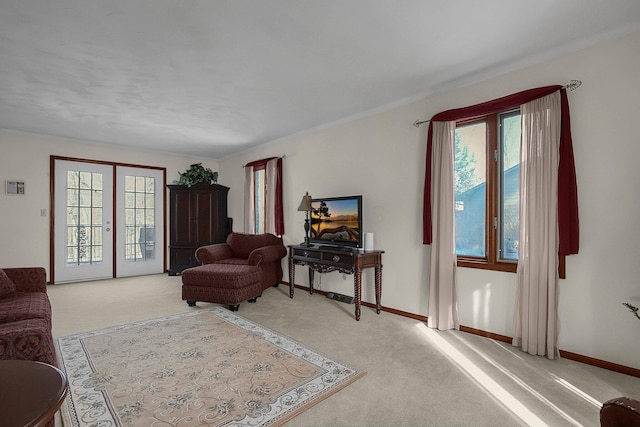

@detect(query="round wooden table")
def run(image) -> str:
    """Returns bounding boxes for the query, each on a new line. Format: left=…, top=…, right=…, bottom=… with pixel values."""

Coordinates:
left=0, top=360, right=68, bottom=427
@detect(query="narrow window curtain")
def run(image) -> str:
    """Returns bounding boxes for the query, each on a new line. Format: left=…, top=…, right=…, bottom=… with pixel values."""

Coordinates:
left=244, top=166, right=256, bottom=233
left=243, top=157, right=284, bottom=235
left=513, top=92, right=561, bottom=359
left=427, top=121, right=459, bottom=330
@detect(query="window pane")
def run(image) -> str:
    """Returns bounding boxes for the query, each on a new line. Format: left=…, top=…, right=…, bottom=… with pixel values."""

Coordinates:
left=125, top=175, right=135, bottom=192
left=455, top=122, right=486, bottom=257
left=254, top=169, right=266, bottom=234
left=67, top=171, right=79, bottom=188
left=500, top=111, right=521, bottom=261
left=123, top=174, right=156, bottom=263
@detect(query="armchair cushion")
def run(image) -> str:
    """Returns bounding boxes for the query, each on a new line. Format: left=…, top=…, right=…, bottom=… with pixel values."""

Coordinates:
left=0, top=269, right=16, bottom=298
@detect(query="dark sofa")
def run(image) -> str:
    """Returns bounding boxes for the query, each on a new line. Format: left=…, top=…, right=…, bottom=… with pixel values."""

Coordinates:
left=0, top=267, right=57, bottom=367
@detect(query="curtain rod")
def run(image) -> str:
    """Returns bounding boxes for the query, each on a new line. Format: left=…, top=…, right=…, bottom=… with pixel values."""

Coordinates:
left=412, top=80, right=582, bottom=128
left=242, top=155, right=285, bottom=168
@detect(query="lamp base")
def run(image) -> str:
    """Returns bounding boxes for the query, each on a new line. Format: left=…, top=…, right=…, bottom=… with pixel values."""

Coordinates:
left=301, top=237, right=312, bottom=247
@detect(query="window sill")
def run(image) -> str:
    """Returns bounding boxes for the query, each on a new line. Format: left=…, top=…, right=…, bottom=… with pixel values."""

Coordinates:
left=456, top=255, right=566, bottom=279
left=457, top=258, right=517, bottom=273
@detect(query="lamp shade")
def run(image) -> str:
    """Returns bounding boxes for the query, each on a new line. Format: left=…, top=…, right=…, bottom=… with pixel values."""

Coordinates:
left=297, top=192, right=312, bottom=211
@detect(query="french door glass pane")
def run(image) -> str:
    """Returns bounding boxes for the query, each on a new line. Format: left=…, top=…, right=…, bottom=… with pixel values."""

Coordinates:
left=455, top=122, right=486, bottom=257
left=124, top=175, right=155, bottom=262
left=66, top=171, right=103, bottom=265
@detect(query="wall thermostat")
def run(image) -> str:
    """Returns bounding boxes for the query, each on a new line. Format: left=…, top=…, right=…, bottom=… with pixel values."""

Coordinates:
left=5, top=180, right=25, bottom=195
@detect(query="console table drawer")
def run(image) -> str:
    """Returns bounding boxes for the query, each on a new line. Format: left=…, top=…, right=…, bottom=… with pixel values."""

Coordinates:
left=321, top=252, right=353, bottom=267
left=292, top=249, right=322, bottom=261
left=291, top=248, right=354, bottom=269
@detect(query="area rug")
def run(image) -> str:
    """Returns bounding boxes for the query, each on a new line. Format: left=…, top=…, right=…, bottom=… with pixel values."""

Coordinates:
left=56, top=307, right=365, bottom=426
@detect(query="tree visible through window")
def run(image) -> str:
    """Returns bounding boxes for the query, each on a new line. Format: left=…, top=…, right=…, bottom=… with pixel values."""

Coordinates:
left=454, top=109, right=520, bottom=271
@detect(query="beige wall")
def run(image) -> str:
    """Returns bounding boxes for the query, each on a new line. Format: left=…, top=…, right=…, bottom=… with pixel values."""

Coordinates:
left=219, top=31, right=640, bottom=370
left=1, top=31, right=638, bottom=370
left=0, top=130, right=219, bottom=274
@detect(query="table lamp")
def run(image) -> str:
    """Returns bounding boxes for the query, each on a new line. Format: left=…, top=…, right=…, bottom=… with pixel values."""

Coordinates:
left=297, top=192, right=312, bottom=246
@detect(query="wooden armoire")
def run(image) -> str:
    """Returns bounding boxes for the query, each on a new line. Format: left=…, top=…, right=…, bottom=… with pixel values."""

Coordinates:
left=167, top=183, right=230, bottom=275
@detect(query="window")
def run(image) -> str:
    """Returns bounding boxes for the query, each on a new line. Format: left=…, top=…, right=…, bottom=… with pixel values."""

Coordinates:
left=244, top=157, right=284, bottom=236
left=454, top=109, right=520, bottom=273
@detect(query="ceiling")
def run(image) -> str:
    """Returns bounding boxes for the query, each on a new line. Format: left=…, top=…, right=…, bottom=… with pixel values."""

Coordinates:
left=1, top=1, right=640, bottom=159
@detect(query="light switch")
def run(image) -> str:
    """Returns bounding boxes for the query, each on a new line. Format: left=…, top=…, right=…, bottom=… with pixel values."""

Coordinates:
left=40, top=209, right=47, bottom=217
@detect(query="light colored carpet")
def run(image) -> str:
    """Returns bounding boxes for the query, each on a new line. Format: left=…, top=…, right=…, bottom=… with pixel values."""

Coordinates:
left=56, top=307, right=364, bottom=426
left=49, top=274, right=640, bottom=426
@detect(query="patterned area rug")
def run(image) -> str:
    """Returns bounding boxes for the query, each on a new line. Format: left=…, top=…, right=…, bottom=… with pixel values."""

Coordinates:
left=56, top=307, right=365, bottom=426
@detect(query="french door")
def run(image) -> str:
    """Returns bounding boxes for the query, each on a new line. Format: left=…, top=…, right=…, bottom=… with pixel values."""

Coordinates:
left=53, top=158, right=165, bottom=283
left=115, top=166, right=164, bottom=277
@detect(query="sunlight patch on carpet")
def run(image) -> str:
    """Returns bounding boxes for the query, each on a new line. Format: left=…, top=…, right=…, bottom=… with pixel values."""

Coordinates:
left=415, top=323, right=551, bottom=427
left=57, top=307, right=365, bottom=426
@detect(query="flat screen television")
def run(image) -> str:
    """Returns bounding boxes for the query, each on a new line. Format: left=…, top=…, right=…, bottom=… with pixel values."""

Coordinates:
left=309, top=195, right=362, bottom=248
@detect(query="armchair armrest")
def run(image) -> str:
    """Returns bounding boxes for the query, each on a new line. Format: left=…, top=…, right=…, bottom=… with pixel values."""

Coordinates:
left=195, top=243, right=234, bottom=265
left=601, top=397, right=640, bottom=426
left=247, top=244, right=287, bottom=266
left=2, top=267, right=47, bottom=293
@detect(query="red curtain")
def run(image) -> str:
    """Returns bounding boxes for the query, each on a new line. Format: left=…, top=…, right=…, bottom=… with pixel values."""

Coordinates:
left=245, top=157, right=285, bottom=236
left=422, top=85, right=579, bottom=255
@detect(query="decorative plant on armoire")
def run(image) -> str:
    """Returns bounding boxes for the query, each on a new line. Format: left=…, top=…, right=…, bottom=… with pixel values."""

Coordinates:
left=177, top=163, right=218, bottom=187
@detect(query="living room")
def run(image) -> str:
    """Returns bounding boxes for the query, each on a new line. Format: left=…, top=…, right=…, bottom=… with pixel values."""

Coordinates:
left=1, top=2, right=639, bottom=425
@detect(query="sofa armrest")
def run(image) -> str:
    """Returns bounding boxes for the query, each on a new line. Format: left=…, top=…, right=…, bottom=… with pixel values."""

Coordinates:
left=2, top=267, right=47, bottom=293
left=247, top=244, right=287, bottom=266
left=195, top=243, right=235, bottom=265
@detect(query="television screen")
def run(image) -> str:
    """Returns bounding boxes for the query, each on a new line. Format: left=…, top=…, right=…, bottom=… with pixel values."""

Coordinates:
left=309, top=195, right=362, bottom=248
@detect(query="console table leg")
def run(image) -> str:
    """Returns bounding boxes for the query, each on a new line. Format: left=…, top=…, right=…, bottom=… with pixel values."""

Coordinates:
left=308, top=268, right=314, bottom=295
left=375, top=264, right=383, bottom=314
left=288, top=258, right=295, bottom=298
left=354, top=268, right=362, bottom=321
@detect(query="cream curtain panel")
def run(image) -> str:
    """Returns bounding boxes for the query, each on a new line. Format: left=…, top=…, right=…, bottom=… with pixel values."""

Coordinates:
left=244, top=165, right=256, bottom=234
left=513, top=91, right=562, bottom=359
left=427, top=121, right=459, bottom=331
left=264, top=158, right=278, bottom=235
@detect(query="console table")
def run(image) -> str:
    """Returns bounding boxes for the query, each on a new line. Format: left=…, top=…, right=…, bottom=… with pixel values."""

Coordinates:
left=288, top=245, right=384, bottom=321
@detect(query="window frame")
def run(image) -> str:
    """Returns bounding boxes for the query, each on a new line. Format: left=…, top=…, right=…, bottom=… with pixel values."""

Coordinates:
left=455, top=114, right=518, bottom=273
left=454, top=112, right=566, bottom=278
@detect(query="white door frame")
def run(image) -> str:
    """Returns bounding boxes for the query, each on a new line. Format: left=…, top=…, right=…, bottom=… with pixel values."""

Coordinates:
left=51, top=157, right=166, bottom=284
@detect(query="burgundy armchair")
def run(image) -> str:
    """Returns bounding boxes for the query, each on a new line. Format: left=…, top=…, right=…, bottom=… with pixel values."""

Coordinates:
left=601, top=397, right=640, bottom=426
left=195, top=232, right=287, bottom=291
